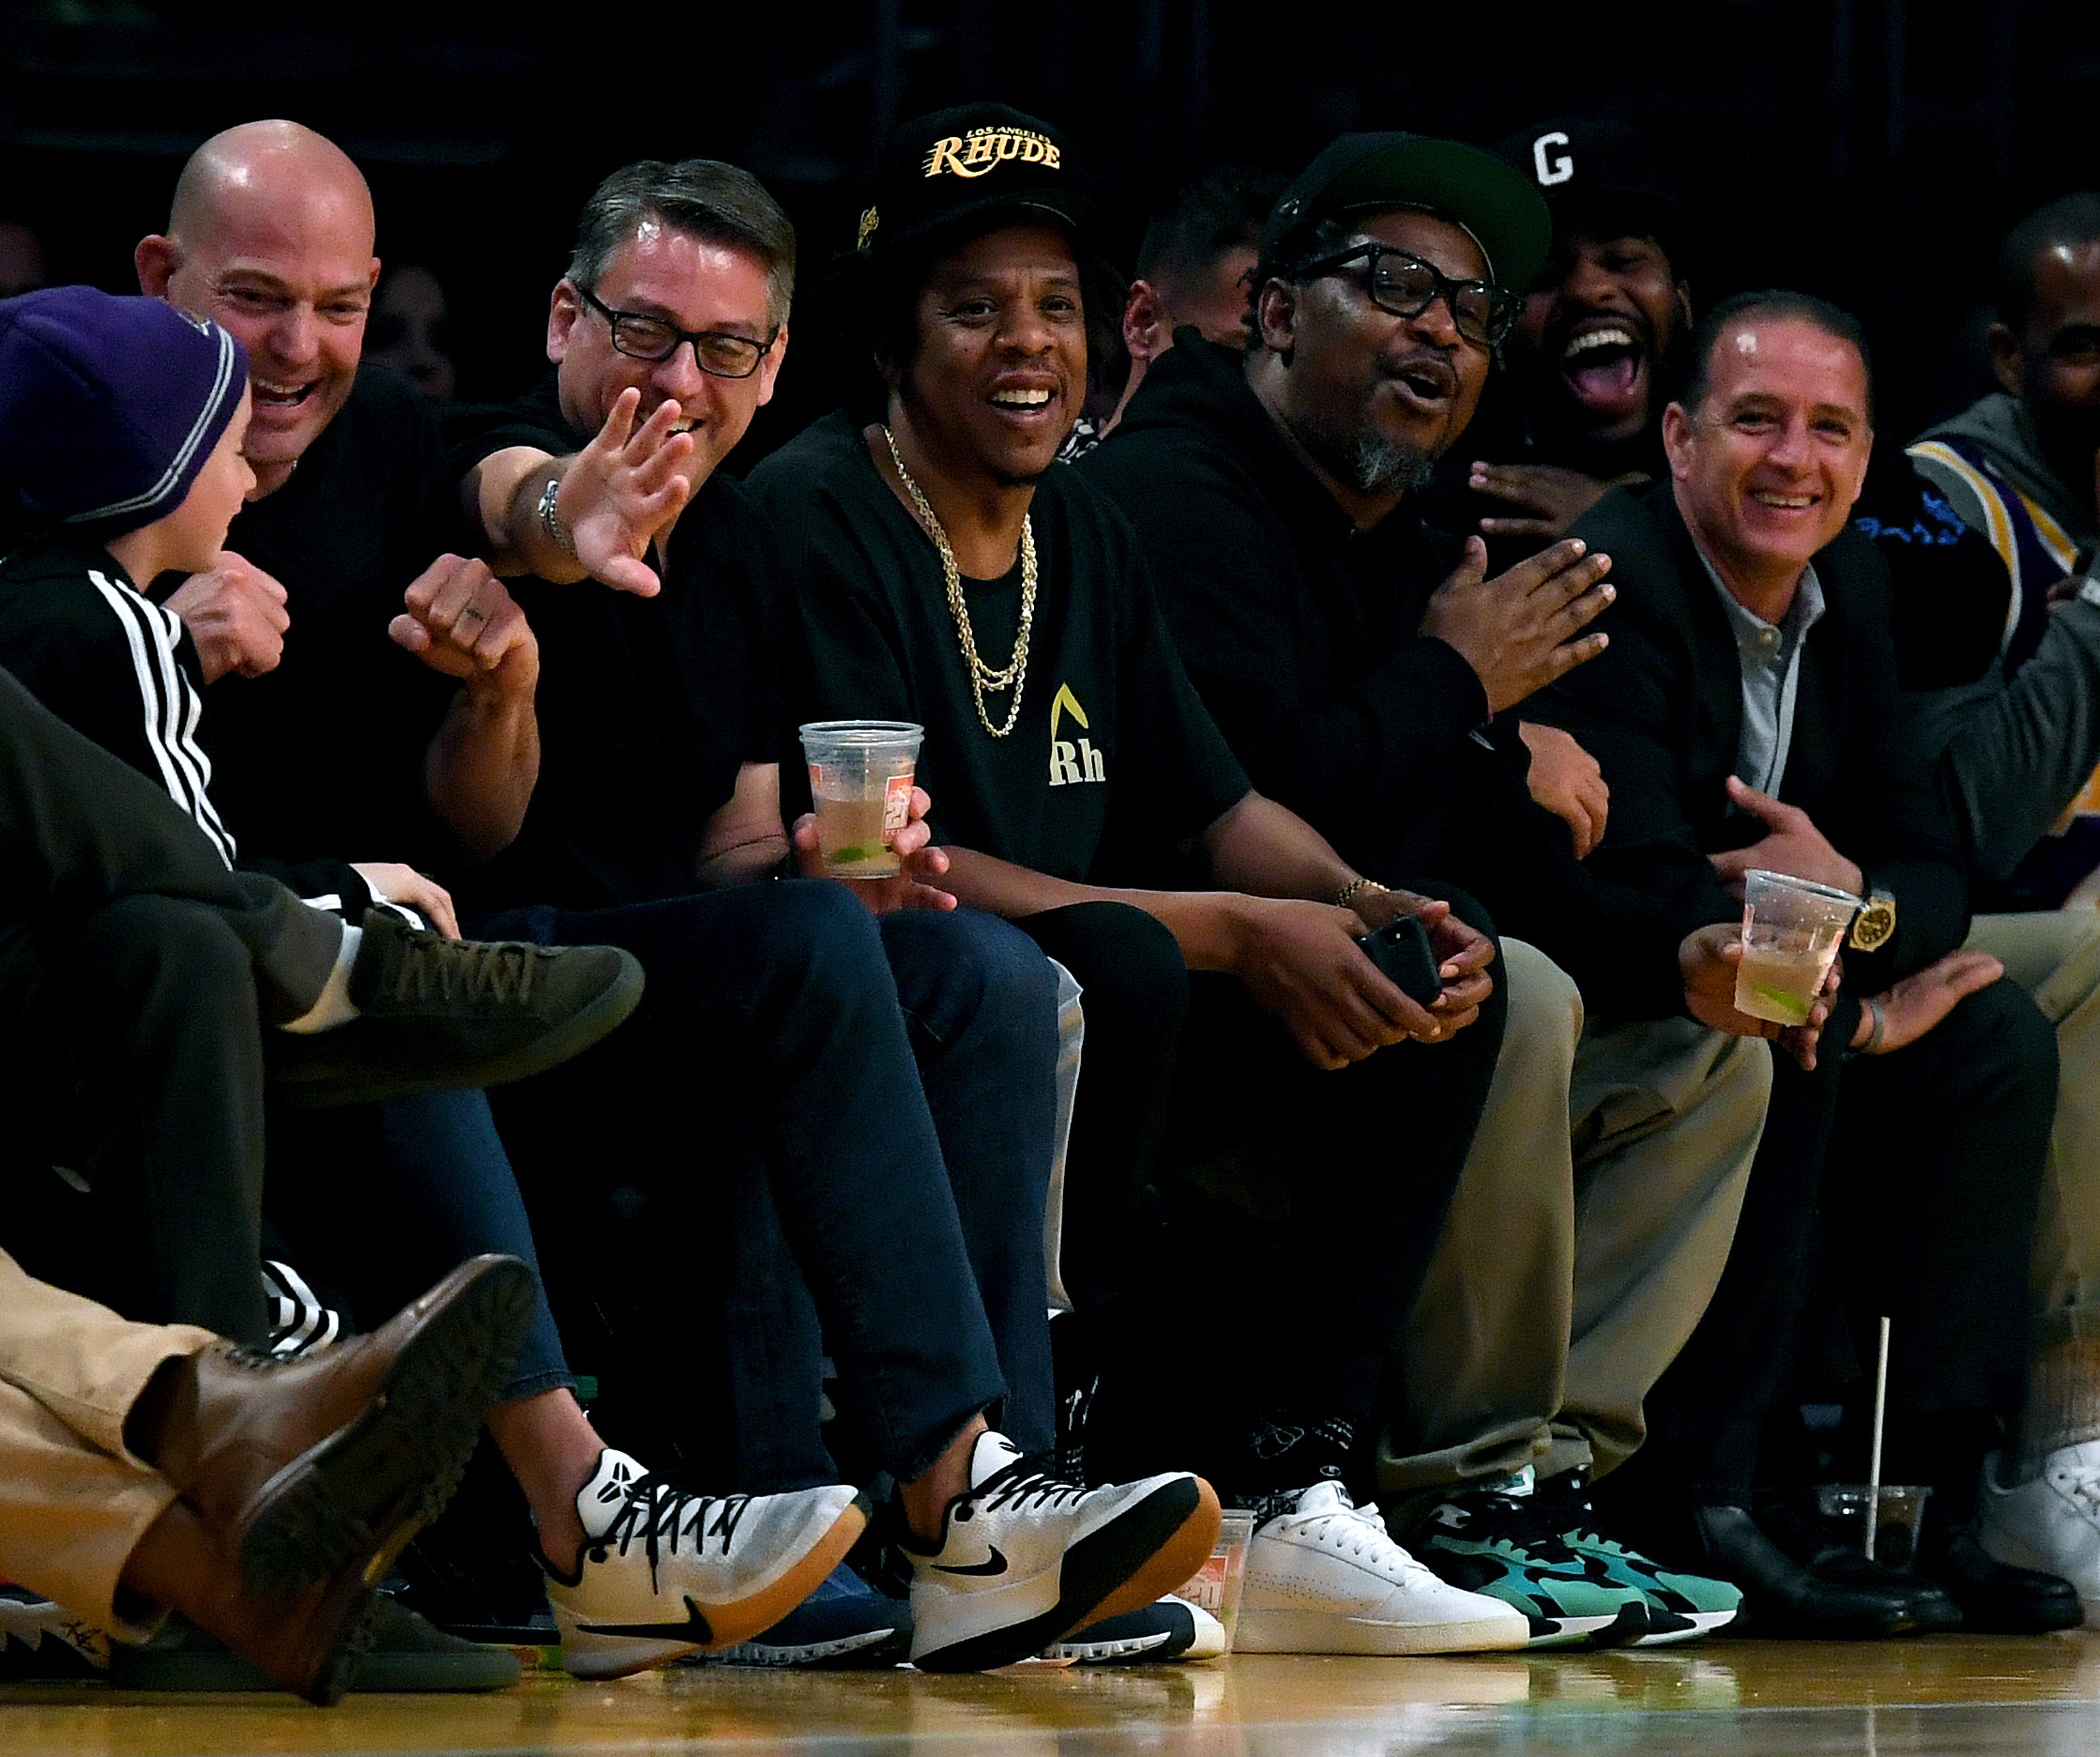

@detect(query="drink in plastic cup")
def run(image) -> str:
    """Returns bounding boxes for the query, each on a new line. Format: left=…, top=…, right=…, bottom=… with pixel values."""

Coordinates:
left=1816, top=1483, right=1931, bottom=1570
left=1734, top=868, right=1860, bottom=1027
left=799, top=721, right=923, bottom=878
left=1172, top=1509, right=1255, bottom=1656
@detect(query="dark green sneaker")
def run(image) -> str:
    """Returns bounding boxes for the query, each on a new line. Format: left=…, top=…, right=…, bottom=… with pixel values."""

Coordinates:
left=1536, top=1471, right=1741, bottom=1644
left=1406, top=1469, right=1651, bottom=1647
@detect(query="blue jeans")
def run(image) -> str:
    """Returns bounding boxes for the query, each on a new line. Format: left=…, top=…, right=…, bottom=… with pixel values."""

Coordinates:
left=265, top=1088, right=576, bottom=1400
left=476, top=883, right=1052, bottom=1489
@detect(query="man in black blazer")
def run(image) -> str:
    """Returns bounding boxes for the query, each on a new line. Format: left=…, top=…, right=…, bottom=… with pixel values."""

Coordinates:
left=1540, top=290, right=2077, bottom=1634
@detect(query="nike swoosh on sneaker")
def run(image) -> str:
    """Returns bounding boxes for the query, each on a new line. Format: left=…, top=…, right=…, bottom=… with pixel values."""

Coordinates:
left=575, top=1597, right=717, bottom=1642
left=934, top=1548, right=1009, bottom=1578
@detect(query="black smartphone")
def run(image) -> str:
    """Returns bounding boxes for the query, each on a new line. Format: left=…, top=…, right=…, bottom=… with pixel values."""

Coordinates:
left=1355, top=914, right=1442, bottom=1005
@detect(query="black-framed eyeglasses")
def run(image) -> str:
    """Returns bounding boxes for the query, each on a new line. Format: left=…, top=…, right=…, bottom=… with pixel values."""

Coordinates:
left=578, top=286, right=779, bottom=379
left=1295, top=245, right=1519, bottom=348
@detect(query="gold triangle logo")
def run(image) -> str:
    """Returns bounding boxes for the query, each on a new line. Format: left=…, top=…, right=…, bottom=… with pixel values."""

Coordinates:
left=1050, top=682, right=1089, bottom=740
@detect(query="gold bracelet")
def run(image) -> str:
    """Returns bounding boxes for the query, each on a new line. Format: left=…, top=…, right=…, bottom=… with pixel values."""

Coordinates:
left=1335, top=877, right=1389, bottom=910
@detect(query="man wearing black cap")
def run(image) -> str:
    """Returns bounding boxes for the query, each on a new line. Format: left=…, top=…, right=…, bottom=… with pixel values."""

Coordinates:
left=753, top=101, right=1554, bottom=1658
left=1432, top=118, right=1693, bottom=569
left=443, top=154, right=1222, bottom=1675
left=1083, top=130, right=1788, bottom=1646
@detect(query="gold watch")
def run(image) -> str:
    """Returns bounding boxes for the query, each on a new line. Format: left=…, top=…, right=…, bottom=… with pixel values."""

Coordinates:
left=1849, top=886, right=1896, bottom=953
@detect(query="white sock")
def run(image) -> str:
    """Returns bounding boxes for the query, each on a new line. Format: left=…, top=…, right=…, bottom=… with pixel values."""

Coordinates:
left=278, top=922, right=363, bottom=1035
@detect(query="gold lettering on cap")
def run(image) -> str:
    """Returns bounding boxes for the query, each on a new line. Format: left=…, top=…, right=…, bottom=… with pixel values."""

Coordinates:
left=921, top=127, right=1063, bottom=180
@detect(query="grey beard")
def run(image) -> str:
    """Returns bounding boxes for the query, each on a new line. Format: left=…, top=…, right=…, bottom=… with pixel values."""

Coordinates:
left=1340, top=432, right=1434, bottom=497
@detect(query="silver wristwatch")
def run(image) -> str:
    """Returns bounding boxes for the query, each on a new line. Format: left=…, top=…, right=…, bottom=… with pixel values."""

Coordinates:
left=537, top=475, right=578, bottom=560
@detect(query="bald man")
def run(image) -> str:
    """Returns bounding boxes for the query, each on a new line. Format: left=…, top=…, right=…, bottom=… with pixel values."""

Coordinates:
left=136, top=119, right=537, bottom=868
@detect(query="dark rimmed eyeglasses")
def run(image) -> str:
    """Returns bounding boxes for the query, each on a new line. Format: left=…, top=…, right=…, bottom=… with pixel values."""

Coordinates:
left=1295, top=245, right=1519, bottom=348
left=577, top=285, right=779, bottom=380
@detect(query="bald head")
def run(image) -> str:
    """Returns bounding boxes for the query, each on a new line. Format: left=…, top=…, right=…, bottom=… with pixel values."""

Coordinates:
left=168, top=120, right=374, bottom=253
left=139, top=120, right=380, bottom=497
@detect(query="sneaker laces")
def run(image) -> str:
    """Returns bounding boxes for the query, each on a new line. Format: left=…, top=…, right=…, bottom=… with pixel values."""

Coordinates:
left=591, top=1474, right=753, bottom=1589
left=957, top=1452, right=1093, bottom=1520
left=2052, top=1456, right=2100, bottom=1521
left=378, top=928, right=542, bottom=1009
left=1439, top=1487, right=1585, bottom=1565
left=1265, top=1486, right=1439, bottom=1580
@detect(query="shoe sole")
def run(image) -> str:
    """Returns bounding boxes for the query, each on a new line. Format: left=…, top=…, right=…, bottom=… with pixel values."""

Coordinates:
left=108, top=1625, right=519, bottom=1695
left=912, top=1478, right=1222, bottom=1673
left=238, top=1257, right=539, bottom=1595
left=1524, top=1602, right=1651, bottom=1649
left=693, top=1624, right=914, bottom=1669
left=1234, top=1607, right=1529, bottom=1656
left=271, top=951, right=646, bottom=1109
left=560, top=1497, right=871, bottom=1680
left=1630, top=1607, right=1737, bottom=1646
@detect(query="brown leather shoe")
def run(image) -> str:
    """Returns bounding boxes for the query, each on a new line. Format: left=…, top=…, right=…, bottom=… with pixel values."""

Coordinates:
left=141, top=1254, right=537, bottom=1595
left=119, top=1493, right=387, bottom=1705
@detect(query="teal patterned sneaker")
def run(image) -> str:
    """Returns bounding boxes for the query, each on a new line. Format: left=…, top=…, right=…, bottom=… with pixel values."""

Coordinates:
left=1534, top=1470, right=1741, bottom=1645
left=1406, top=1468, right=1651, bottom=1648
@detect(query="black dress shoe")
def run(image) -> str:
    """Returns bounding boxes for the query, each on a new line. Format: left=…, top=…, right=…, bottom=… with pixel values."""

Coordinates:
left=1689, top=1505, right=1942, bottom=1638
left=1925, top=1523, right=2084, bottom=1634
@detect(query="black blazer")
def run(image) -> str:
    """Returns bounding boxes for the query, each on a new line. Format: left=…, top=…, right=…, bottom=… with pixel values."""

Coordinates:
left=1534, top=480, right=1970, bottom=989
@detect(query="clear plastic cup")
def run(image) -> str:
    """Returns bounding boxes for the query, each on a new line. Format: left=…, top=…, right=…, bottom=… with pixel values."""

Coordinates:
left=1815, top=1483, right=1931, bottom=1570
left=799, top=721, right=923, bottom=879
left=1172, top=1509, right=1256, bottom=1657
left=1735, top=868, right=1861, bottom=1026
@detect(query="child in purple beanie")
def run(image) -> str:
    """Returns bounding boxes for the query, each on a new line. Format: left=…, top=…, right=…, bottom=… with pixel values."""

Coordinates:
left=0, top=286, right=252, bottom=855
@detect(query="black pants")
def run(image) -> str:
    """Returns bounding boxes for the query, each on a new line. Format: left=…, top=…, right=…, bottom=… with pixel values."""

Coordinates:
left=0, top=665, right=341, bottom=1345
left=1022, top=894, right=1507, bottom=1471
left=1617, top=978, right=2056, bottom=1512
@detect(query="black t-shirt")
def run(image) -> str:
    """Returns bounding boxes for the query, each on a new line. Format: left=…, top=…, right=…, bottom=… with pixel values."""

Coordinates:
left=162, top=365, right=464, bottom=873
left=745, top=411, right=1250, bottom=887
left=442, top=375, right=783, bottom=912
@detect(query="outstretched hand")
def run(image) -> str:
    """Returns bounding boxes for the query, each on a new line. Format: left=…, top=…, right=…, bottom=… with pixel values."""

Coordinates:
left=555, top=388, right=695, bottom=597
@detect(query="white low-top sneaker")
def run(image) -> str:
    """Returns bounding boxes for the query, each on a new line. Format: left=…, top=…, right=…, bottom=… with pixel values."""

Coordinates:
left=1978, top=1441, right=2100, bottom=1627
left=544, top=1450, right=867, bottom=1678
left=1236, top=1481, right=1531, bottom=1655
left=904, top=1430, right=1221, bottom=1673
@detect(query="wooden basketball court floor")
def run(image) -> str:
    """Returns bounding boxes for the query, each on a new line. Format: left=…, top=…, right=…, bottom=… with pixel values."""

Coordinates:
left=7, top=1632, right=2100, bottom=1756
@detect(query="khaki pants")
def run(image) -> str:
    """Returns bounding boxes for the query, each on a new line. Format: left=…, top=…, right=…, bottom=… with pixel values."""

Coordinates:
left=1965, top=909, right=2100, bottom=1348
left=0, top=1249, right=211, bottom=1637
left=1379, top=940, right=1770, bottom=1497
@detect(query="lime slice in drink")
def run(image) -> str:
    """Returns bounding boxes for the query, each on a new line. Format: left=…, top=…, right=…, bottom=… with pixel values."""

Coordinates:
left=1747, top=983, right=1811, bottom=1027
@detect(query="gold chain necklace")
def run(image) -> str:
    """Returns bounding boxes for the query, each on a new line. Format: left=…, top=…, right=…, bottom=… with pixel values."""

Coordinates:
left=880, top=425, right=1036, bottom=739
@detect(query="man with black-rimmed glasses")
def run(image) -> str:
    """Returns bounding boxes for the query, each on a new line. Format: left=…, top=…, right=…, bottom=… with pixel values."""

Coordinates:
left=440, top=156, right=1223, bottom=1676
left=1084, top=130, right=1779, bottom=1645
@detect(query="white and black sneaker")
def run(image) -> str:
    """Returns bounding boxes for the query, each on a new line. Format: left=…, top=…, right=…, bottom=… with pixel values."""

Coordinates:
left=903, top=1431, right=1221, bottom=1673
left=543, top=1450, right=868, bottom=1678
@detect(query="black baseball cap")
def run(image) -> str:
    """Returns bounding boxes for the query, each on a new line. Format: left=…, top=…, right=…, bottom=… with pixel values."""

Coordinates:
left=854, top=102, right=1109, bottom=262
left=1494, top=117, right=1682, bottom=255
left=1260, top=131, right=1552, bottom=290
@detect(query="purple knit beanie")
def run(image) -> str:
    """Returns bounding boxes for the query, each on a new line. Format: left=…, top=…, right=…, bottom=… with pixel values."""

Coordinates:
left=0, top=285, right=249, bottom=539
